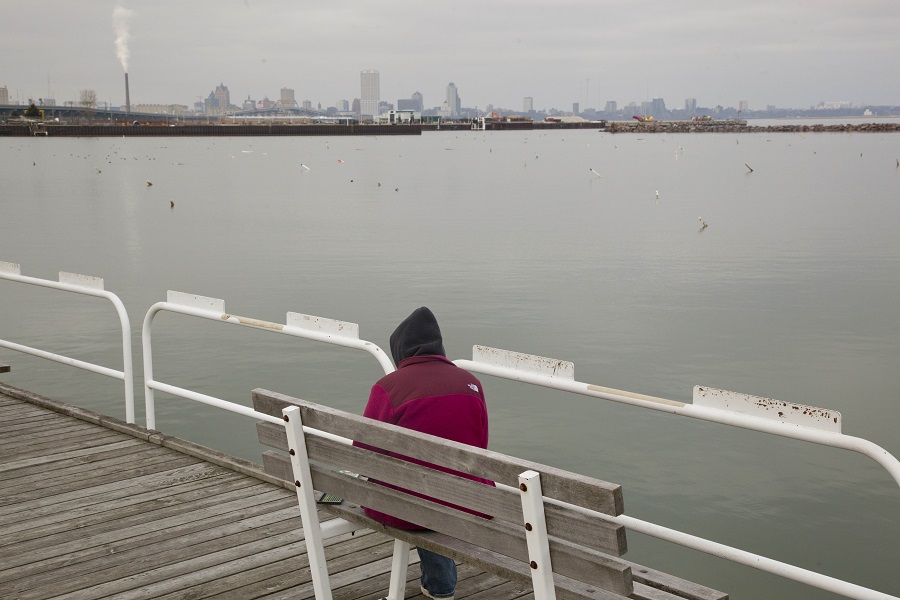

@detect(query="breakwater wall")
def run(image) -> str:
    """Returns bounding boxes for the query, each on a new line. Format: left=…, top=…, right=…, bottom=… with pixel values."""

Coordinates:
left=0, top=123, right=423, bottom=137
left=607, top=121, right=900, bottom=134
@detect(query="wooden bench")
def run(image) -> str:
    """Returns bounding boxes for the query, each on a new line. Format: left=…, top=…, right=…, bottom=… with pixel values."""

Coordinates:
left=253, top=388, right=727, bottom=600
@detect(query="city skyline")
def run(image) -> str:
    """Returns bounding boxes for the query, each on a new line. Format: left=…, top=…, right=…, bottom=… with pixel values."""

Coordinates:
left=2, top=1, right=899, bottom=112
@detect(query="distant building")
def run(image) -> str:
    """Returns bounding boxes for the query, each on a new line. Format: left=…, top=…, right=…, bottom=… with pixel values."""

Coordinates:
left=379, top=109, right=419, bottom=124
left=685, top=98, right=697, bottom=113
left=649, top=98, right=666, bottom=118
left=605, top=100, right=617, bottom=113
left=738, top=100, right=749, bottom=113
left=351, top=98, right=361, bottom=114
left=336, top=99, right=349, bottom=111
left=0, top=86, right=8, bottom=104
left=572, top=102, right=579, bottom=115
left=214, top=83, right=231, bottom=111
left=398, top=91, right=423, bottom=112
left=132, top=103, right=189, bottom=115
left=360, top=70, right=380, bottom=119
left=446, top=83, right=460, bottom=117
left=523, top=96, right=533, bottom=112
left=302, top=100, right=312, bottom=110
left=280, top=88, right=297, bottom=108
left=242, top=96, right=256, bottom=111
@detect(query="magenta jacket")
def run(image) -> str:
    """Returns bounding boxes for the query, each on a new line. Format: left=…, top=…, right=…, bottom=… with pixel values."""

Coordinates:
left=361, top=354, right=492, bottom=529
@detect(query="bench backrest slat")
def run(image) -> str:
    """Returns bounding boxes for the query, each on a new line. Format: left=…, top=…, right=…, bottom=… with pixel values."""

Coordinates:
left=253, top=388, right=623, bottom=516
left=296, top=455, right=632, bottom=595
left=258, top=422, right=626, bottom=556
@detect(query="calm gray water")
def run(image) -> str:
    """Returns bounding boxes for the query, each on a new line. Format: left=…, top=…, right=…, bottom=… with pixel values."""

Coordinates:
left=2, top=127, right=899, bottom=599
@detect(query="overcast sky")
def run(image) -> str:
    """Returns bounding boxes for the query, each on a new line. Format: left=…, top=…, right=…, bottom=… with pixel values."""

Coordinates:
left=3, top=1, right=898, bottom=111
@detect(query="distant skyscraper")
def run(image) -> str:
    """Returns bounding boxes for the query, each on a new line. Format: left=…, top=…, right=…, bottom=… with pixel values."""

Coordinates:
left=738, top=100, right=749, bottom=113
left=605, top=100, right=617, bottom=113
left=337, top=99, right=349, bottom=111
left=213, top=83, right=231, bottom=112
left=572, top=102, right=579, bottom=115
left=685, top=98, right=697, bottom=113
left=446, top=83, right=460, bottom=117
left=0, top=86, right=8, bottom=105
left=523, top=97, right=533, bottom=112
left=399, top=92, right=423, bottom=112
left=360, top=70, right=380, bottom=119
left=280, top=88, right=297, bottom=108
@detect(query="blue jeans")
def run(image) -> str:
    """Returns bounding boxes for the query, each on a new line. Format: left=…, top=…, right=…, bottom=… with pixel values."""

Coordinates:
left=417, top=547, right=457, bottom=598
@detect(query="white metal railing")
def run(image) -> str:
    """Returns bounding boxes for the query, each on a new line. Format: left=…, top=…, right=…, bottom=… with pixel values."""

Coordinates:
left=454, top=345, right=900, bottom=488
left=2, top=274, right=896, bottom=599
left=0, top=261, right=135, bottom=423
left=454, top=345, right=900, bottom=600
left=141, top=290, right=394, bottom=431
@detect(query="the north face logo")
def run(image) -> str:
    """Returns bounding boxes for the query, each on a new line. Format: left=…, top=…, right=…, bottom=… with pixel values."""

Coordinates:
left=468, top=383, right=479, bottom=393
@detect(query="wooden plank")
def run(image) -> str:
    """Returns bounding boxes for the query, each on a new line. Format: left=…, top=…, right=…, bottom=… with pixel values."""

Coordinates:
left=0, top=501, right=300, bottom=585
left=0, top=438, right=144, bottom=474
left=147, top=530, right=394, bottom=600
left=630, top=564, right=728, bottom=600
left=0, top=428, right=126, bottom=460
left=0, top=485, right=290, bottom=569
left=254, top=389, right=624, bottom=516
left=11, top=501, right=311, bottom=599
left=1, top=451, right=202, bottom=506
left=0, top=461, right=226, bottom=525
left=0, top=444, right=168, bottom=495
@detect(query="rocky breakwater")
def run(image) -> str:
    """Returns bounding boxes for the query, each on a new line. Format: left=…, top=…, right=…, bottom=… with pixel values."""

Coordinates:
left=607, top=121, right=900, bottom=134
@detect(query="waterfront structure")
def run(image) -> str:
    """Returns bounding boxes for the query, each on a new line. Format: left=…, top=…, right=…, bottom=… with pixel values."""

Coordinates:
left=524, top=96, right=533, bottom=112
left=446, top=82, right=460, bottom=117
left=360, top=69, right=380, bottom=120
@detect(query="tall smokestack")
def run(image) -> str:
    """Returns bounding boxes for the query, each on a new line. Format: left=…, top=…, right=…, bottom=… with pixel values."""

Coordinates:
left=124, top=72, right=130, bottom=117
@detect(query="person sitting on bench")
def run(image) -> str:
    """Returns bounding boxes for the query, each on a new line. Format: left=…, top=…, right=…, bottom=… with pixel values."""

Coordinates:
left=360, top=306, right=492, bottom=600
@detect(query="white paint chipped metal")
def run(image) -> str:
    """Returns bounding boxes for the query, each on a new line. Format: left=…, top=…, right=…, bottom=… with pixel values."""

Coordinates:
left=287, top=312, right=360, bottom=339
left=166, top=290, right=225, bottom=312
left=693, top=386, right=842, bottom=433
left=59, top=271, right=104, bottom=290
left=472, top=345, right=575, bottom=380
left=0, top=261, right=21, bottom=275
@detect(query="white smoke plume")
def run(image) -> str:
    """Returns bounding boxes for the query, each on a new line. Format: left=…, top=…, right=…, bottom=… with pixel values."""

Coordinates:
left=112, top=4, right=135, bottom=72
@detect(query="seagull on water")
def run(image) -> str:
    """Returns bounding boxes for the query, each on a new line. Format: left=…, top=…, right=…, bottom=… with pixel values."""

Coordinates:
left=698, top=216, right=708, bottom=230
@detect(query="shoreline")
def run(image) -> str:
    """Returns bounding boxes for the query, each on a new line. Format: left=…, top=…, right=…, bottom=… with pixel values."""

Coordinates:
left=607, top=120, right=900, bottom=133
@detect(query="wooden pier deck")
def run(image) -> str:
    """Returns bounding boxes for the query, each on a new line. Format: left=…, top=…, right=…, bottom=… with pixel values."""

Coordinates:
left=0, top=384, right=533, bottom=600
